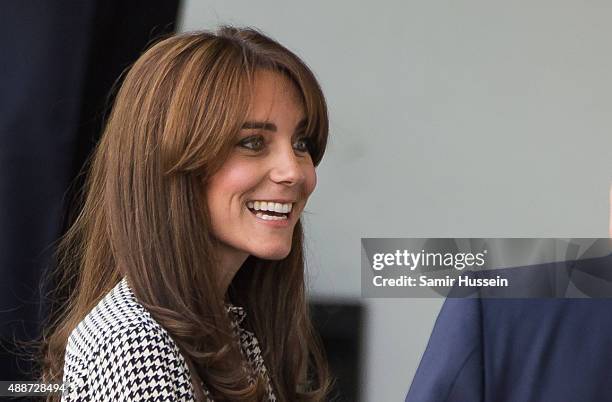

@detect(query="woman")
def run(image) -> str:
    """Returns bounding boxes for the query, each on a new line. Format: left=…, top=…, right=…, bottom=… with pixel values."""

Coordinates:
left=40, top=26, right=331, bottom=401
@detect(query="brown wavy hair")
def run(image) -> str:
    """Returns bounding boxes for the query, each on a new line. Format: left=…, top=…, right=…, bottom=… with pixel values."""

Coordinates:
left=39, top=27, right=331, bottom=401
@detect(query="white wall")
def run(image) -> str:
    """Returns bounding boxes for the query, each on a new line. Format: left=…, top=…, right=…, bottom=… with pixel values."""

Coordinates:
left=179, top=2, right=612, bottom=400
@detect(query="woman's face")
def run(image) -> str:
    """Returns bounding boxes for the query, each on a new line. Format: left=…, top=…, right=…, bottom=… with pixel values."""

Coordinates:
left=206, top=70, right=317, bottom=265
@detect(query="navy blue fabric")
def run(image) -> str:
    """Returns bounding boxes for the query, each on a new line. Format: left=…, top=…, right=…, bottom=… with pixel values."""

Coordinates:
left=407, top=257, right=612, bottom=402
left=0, top=1, right=96, bottom=342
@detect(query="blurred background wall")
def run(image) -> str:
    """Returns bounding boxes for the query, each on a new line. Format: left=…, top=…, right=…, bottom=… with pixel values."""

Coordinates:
left=179, top=1, right=612, bottom=401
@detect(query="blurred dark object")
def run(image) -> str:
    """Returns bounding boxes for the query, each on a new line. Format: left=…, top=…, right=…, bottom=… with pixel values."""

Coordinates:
left=311, top=302, right=364, bottom=402
left=0, top=0, right=180, bottom=382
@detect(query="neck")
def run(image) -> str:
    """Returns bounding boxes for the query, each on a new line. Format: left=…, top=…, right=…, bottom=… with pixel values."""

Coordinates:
left=216, top=244, right=249, bottom=298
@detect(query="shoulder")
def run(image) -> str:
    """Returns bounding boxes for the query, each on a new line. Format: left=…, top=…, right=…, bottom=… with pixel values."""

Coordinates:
left=65, top=278, right=170, bottom=362
left=62, top=278, right=195, bottom=401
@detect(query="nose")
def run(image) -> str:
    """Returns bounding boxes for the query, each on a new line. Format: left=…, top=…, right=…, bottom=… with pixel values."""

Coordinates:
left=268, top=145, right=305, bottom=186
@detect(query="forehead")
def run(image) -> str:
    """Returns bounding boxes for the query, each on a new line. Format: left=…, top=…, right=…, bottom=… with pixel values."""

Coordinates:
left=247, top=70, right=305, bottom=120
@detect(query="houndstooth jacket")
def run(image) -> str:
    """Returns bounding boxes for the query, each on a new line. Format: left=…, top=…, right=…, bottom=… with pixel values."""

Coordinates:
left=61, top=277, right=277, bottom=401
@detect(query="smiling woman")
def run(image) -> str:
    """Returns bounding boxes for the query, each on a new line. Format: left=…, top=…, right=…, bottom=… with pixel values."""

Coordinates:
left=38, top=27, right=330, bottom=402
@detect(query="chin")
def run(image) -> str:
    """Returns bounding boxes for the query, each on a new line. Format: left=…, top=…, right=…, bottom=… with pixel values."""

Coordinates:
left=252, top=244, right=292, bottom=260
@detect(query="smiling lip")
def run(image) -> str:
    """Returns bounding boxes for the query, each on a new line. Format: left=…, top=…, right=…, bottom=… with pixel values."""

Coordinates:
left=245, top=204, right=294, bottom=228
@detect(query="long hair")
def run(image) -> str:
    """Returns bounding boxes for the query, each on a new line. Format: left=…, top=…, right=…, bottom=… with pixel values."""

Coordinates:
left=39, top=27, right=330, bottom=401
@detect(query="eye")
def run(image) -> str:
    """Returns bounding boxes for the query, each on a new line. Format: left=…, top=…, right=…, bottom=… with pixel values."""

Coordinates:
left=293, top=137, right=311, bottom=153
left=238, top=135, right=265, bottom=151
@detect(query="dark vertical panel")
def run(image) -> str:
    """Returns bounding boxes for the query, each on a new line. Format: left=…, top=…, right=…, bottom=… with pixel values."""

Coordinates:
left=311, top=302, right=364, bottom=402
left=0, top=3, right=97, bottom=382
left=0, top=0, right=180, bottom=381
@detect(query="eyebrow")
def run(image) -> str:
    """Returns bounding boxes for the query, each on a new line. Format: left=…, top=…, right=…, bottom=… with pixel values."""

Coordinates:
left=241, top=118, right=308, bottom=133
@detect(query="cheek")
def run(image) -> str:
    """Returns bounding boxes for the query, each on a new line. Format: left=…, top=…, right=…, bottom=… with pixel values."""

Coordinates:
left=207, top=160, right=261, bottom=207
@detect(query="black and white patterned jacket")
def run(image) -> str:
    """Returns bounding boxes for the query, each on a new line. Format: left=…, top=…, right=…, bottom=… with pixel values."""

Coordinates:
left=61, top=278, right=277, bottom=401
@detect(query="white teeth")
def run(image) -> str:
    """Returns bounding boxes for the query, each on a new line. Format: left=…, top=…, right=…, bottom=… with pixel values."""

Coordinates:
left=248, top=200, right=293, bottom=213
left=255, top=212, right=288, bottom=221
